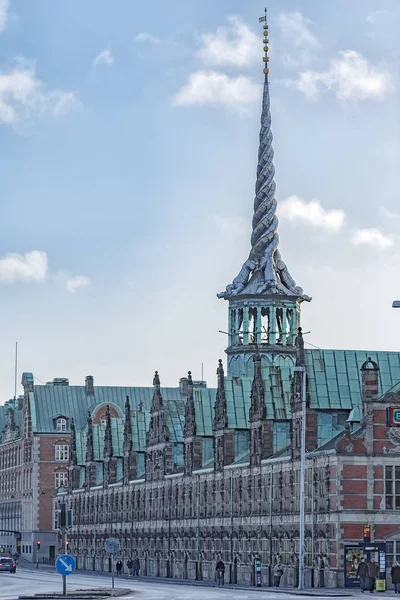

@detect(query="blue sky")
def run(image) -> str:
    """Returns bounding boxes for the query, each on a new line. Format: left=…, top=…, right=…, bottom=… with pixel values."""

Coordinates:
left=0, top=0, right=399, bottom=401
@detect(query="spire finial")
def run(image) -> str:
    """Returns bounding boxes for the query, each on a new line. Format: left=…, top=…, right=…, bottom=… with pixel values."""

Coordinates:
left=259, top=7, right=269, bottom=82
left=153, top=370, right=160, bottom=388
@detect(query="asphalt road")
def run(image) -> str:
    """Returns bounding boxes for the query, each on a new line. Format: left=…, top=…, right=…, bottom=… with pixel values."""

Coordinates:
left=0, top=566, right=394, bottom=600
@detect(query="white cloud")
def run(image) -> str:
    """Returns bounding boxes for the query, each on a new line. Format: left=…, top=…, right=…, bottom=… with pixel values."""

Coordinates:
left=288, top=50, right=391, bottom=101
left=0, top=59, right=78, bottom=125
left=277, top=11, right=320, bottom=67
left=0, top=0, right=8, bottom=32
left=135, top=33, right=160, bottom=45
left=66, top=275, right=90, bottom=294
left=366, top=10, right=388, bottom=24
left=277, top=196, right=346, bottom=231
left=93, top=49, right=114, bottom=67
left=173, top=70, right=259, bottom=110
left=380, top=206, right=400, bottom=220
left=211, top=215, right=247, bottom=236
left=277, top=11, right=319, bottom=48
left=197, top=15, right=258, bottom=68
left=351, top=228, right=394, bottom=249
left=0, top=250, right=48, bottom=284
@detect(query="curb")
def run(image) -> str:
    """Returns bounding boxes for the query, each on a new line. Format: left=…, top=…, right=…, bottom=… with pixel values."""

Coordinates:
left=17, top=563, right=353, bottom=597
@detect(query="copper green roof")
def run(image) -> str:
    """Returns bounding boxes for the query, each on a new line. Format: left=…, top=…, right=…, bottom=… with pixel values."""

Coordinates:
left=27, top=384, right=185, bottom=441
left=2, top=348, right=400, bottom=448
left=306, top=349, right=400, bottom=410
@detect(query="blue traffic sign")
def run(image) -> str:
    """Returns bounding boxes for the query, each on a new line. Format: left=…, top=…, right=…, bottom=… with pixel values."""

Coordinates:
left=56, top=554, right=76, bottom=576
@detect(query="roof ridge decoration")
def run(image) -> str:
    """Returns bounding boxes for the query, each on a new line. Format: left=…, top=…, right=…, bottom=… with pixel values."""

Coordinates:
left=218, top=10, right=310, bottom=302
left=70, top=417, right=77, bottom=465
left=249, top=350, right=266, bottom=422
left=184, top=371, right=196, bottom=439
left=123, top=395, right=133, bottom=453
left=86, top=411, right=94, bottom=462
left=103, top=404, right=113, bottom=458
left=213, top=359, right=228, bottom=431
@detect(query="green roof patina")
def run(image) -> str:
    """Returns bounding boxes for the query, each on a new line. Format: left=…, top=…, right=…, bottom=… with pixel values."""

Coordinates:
left=306, top=349, right=400, bottom=411
left=0, top=348, right=399, bottom=451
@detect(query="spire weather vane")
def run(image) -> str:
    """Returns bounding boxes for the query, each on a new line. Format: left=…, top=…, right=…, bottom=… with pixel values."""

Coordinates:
left=217, top=9, right=310, bottom=302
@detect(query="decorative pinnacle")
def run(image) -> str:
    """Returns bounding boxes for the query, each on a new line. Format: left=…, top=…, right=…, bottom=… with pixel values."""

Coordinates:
left=153, top=370, right=160, bottom=387
left=259, top=7, right=269, bottom=81
left=217, top=11, right=310, bottom=302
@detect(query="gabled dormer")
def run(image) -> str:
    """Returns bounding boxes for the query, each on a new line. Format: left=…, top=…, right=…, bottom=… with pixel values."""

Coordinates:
left=52, top=415, right=69, bottom=432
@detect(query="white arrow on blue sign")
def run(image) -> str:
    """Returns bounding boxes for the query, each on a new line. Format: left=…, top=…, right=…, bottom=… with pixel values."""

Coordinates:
left=55, top=554, right=76, bottom=576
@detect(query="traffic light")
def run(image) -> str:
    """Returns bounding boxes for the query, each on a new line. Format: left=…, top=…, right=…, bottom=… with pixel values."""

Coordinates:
left=66, top=541, right=70, bottom=553
left=363, top=524, right=371, bottom=543
left=36, top=541, right=41, bottom=550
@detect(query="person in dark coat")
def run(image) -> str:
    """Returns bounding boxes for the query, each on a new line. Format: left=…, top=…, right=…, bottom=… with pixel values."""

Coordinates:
left=392, top=562, right=400, bottom=593
left=215, top=559, right=225, bottom=586
left=133, top=557, right=140, bottom=577
left=356, top=559, right=369, bottom=593
left=116, top=560, right=123, bottom=577
left=126, top=558, right=133, bottom=577
left=368, top=560, right=379, bottom=593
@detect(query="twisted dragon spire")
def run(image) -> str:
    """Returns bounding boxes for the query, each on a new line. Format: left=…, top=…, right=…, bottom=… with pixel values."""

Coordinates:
left=218, top=12, right=309, bottom=301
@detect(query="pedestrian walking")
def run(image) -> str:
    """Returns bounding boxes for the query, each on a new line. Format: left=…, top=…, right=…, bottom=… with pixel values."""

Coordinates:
left=356, top=559, right=369, bottom=593
left=116, top=560, right=123, bottom=577
left=368, top=559, right=379, bottom=593
left=391, top=561, right=400, bottom=593
left=215, top=559, right=225, bottom=586
left=126, top=558, right=133, bottom=577
left=273, top=560, right=284, bottom=587
left=133, top=556, right=140, bottom=577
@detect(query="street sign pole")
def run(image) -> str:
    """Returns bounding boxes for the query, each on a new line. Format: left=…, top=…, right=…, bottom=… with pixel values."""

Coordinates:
left=63, top=529, right=67, bottom=596
left=105, top=538, right=120, bottom=594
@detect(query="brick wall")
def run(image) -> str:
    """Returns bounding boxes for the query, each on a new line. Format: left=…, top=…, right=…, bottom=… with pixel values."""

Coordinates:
left=262, top=421, right=273, bottom=458
left=224, top=431, right=235, bottom=466
left=38, top=434, right=71, bottom=530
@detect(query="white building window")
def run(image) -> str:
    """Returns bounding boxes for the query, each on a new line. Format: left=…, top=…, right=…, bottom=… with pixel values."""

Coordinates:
left=55, top=471, right=68, bottom=488
left=385, top=465, right=400, bottom=510
left=55, top=445, right=69, bottom=461
left=56, top=418, right=67, bottom=432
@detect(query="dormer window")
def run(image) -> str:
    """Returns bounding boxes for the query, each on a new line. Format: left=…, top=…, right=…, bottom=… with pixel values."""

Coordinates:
left=56, top=418, right=67, bottom=432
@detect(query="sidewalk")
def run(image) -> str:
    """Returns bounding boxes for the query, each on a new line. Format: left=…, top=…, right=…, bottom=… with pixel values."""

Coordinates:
left=18, top=561, right=400, bottom=597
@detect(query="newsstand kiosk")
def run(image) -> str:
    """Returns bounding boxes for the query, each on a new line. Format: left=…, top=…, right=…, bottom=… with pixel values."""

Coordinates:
left=344, top=542, right=386, bottom=590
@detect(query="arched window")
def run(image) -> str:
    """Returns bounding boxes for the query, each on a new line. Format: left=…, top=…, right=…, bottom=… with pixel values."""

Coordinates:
left=56, top=418, right=67, bottom=432
left=55, top=471, right=68, bottom=488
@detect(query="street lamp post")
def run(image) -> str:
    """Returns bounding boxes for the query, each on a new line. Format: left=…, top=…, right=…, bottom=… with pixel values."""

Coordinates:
left=294, top=365, right=307, bottom=591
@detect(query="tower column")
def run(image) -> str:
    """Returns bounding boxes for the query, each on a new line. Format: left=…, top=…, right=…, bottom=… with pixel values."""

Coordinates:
left=243, top=305, right=249, bottom=345
left=287, top=309, right=296, bottom=346
left=269, top=306, right=276, bottom=345
left=233, top=309, right=239, bottom=346
left=282, top=308, right=287, bottom=346
left=256, top=308, right=262, bottom=345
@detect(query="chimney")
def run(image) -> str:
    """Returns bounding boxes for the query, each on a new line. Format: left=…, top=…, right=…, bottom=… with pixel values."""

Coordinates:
left=85, top=375, right=94, bottom=395
left=361, top=357, right=379, bottom=403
